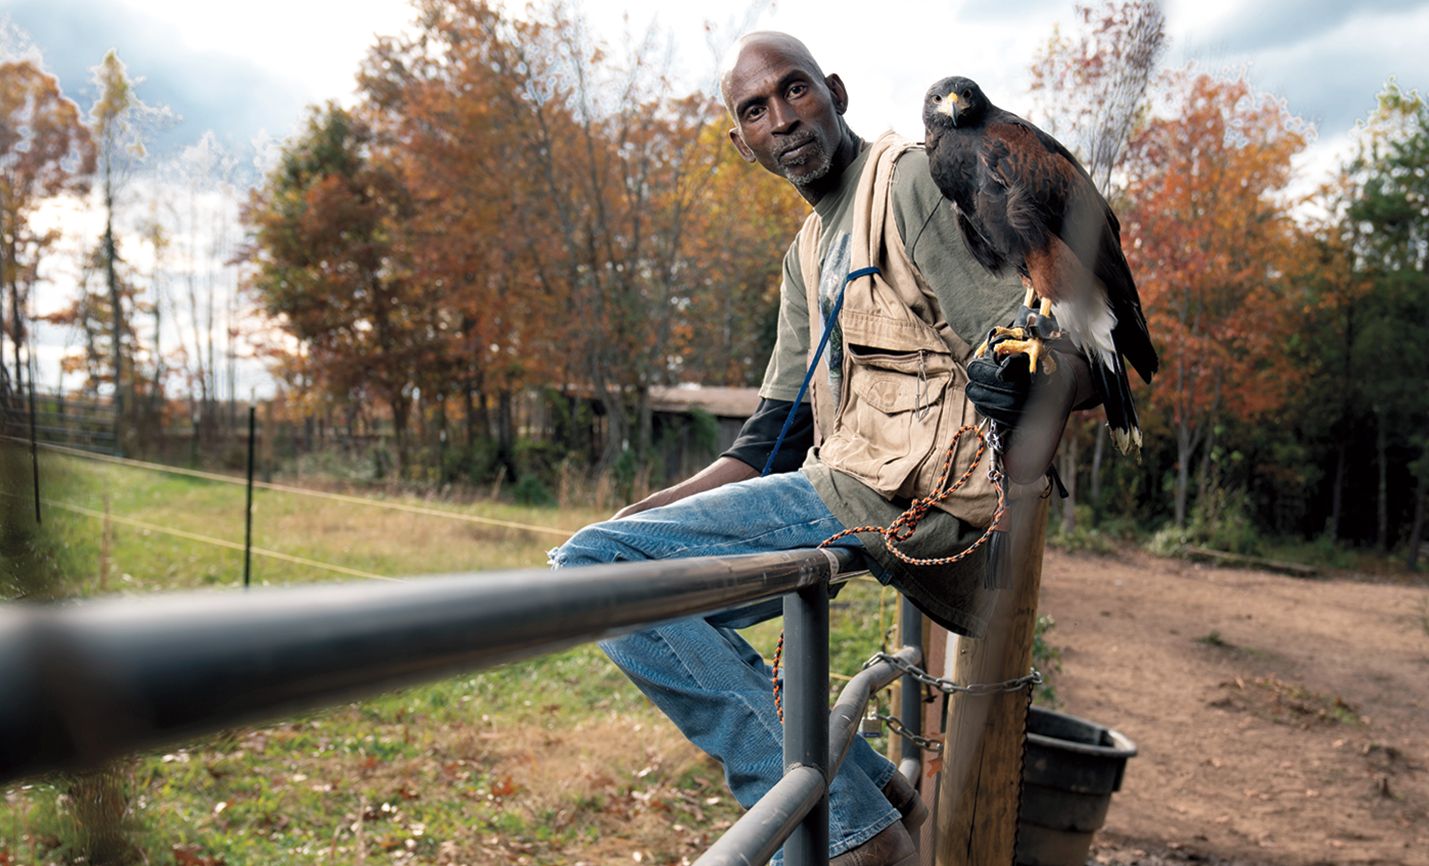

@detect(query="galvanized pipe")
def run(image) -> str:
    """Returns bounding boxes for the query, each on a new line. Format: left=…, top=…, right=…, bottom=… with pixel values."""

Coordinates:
left=0, top=548, right=859, bottom=783
left=692, top=766, right=825, bottom=866
left=695, top=645, right=920, bottom=865
left=782, top=583, right=830, bottom=865
left=827, top=645, right=920, bottom=778
left=897, top=595, right=924, bottom=782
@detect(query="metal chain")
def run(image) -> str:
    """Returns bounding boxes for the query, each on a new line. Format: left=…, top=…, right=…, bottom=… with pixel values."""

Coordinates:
left=771, top=423, right=1010, bottom=721
left=863, top=651, right=1041, bottom=696
left=772, top=423, right=1008, bottom=720
left=876, top=711, right=945, bottom=753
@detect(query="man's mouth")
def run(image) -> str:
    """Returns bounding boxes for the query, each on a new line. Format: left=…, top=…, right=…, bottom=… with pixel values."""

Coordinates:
left=778, top=137, right=818, bottom=163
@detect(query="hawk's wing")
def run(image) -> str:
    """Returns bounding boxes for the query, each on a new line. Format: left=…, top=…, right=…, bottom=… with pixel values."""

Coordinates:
left=978, top=115, right=1158, bottom=384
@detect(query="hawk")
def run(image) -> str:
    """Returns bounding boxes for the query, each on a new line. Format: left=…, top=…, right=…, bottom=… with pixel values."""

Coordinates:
left=922, top=75, right=1158, bottom=454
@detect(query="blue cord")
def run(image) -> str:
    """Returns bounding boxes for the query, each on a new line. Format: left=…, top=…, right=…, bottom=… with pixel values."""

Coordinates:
left=760, top=266, right=881, bottom=477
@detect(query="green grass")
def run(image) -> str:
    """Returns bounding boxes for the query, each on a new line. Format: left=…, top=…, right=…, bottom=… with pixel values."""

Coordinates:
left=5, top=448, right=602, bottom=596
left=1196, top=629, right=1232, bottom=649
left=1, top=447, right=919, bottom=865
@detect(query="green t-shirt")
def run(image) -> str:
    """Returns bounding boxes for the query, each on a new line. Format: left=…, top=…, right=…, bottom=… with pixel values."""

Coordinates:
left=761, top=139, right=1022, bottom=637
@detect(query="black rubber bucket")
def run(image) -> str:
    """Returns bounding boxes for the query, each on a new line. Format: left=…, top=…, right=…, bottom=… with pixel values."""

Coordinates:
left=1015, top=707, right=1137, bottom=866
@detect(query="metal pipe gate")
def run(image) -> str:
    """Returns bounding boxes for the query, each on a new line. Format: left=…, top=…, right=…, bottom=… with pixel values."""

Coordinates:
left=0, top=547, right=924, bottom=866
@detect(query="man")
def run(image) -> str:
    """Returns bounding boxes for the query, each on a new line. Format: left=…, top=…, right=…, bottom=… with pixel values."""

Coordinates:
left=550, top=32, right=1091, bottom=865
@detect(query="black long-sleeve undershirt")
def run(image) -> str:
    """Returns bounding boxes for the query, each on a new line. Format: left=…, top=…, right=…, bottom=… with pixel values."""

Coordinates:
left=720, top=398, right=814, bottom=475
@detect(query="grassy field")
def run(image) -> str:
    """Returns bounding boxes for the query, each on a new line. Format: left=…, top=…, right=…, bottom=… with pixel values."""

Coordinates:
left=0, top=446, right=907, bottom=865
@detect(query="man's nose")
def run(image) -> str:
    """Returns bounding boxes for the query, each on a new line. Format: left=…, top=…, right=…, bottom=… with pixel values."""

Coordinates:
left=768, top=98, right=798, bottom=133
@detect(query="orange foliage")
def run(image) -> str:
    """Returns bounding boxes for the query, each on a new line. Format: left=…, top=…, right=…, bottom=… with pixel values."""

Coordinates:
left=1, top=58, right=96, bottom=350
left=344, top=0, right=799, bottom=458
left=1124, top=71, right=1309, bottom=431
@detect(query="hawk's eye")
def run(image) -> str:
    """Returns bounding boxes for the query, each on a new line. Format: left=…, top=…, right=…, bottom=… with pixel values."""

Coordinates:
left=932, top=94, right=942, bottom=103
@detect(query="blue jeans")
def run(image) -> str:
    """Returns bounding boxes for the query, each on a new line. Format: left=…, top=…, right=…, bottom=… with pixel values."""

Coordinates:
left=549, top=471, right=901, bottom=859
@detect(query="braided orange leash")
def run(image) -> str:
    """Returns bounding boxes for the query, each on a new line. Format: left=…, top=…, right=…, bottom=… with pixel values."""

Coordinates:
left=771, top=422, right=1007, bottom=721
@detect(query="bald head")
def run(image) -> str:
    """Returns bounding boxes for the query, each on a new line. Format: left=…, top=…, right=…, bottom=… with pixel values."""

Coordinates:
left=719, top=30, right=858, bottom=203
left=719, top=31, right=825, bottom=118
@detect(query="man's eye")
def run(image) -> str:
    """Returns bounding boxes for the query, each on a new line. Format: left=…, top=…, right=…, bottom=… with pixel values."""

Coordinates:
left=745, top=105, right=765, bottom=121
left=788, top=83, right=807, bottom=98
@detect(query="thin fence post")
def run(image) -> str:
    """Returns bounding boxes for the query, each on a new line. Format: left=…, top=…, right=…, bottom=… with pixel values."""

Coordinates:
left=917, top=618, right=950, bottom=864
left=783, top=582, right=830, bottom=866
left=244, top=405, right=256, bottom=589
left=100, top=493, right=112, bottom=592
left=26, top=351, right=40, bottom=524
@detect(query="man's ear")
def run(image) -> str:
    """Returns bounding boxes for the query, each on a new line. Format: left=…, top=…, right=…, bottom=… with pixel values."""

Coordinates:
left=728, top=126, right=756, bottom=162
left=826, top=73, right=849, bottom=116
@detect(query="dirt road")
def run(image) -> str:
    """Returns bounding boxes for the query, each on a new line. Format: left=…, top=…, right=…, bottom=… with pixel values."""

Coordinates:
left=1038, top=548, right=1429, bottom=866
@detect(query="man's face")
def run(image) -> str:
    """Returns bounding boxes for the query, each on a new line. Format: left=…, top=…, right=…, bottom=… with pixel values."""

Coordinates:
left=725, top=42, right=847, bottom=189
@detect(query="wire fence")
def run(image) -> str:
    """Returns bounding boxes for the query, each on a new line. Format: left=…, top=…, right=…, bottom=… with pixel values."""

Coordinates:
left=1, top=428, right=583, bottom=593
left=29, top=495, right=397, bottom=582
left=1, top=434, right=578, bottom=538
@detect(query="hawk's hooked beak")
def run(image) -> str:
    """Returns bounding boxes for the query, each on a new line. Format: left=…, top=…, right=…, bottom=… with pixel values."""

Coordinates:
left=936, top=91, right=960, bottom=124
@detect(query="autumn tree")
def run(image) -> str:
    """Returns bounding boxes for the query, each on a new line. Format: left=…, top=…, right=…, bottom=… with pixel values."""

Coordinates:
left=0, top=58, right=95, bottom=407
left=1028, top=0, right=1165, bottom=531
left=360, top=0, right=791, bottom=476
left=359, top=0, right=554, bottom=478
left=1122, top=71, right=1309, bottom=528
left=243, top=1, right=808, bottom=487
left=673, top=118, right=806, bottom=386
left=242, top=104, right=437, bottom=475
left=42, top=242, right=144, bottom=403
left=474, top=3, right=727, bottom=469
left=88, top=50, right=170, bottom=450
left=163, top=133, right=243, bottom=438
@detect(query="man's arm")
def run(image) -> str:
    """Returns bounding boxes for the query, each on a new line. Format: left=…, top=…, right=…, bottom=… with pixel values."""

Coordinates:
left=613, top=456, right=757, bottom=519
left=612, top=398, right=814, bottom=519
left=995, top=346, right=1095, bottom=484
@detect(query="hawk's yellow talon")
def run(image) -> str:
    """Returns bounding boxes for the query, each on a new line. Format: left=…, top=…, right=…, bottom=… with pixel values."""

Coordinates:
left=991, top=336, right=1054, bottom=376
left=974, top=325, right=1027, bottom=359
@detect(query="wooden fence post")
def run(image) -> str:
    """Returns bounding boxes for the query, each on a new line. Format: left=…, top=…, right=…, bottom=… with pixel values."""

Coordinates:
left=934, top=490, right=1049, bottom=866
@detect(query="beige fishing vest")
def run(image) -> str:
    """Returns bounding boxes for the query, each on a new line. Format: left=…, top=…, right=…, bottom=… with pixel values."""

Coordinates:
left=799, top=133, right=998, bottom=527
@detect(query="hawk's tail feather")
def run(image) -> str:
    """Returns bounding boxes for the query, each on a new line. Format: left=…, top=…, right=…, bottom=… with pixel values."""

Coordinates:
left=1093, top=352, right=1142, bottom=456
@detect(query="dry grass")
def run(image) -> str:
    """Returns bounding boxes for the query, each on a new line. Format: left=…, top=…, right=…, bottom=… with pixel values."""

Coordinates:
left=2, top=449, right=898, bottom=865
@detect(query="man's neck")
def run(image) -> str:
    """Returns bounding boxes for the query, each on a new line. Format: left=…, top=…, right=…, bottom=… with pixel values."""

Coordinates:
left=798, top=129, right=864, bottom=206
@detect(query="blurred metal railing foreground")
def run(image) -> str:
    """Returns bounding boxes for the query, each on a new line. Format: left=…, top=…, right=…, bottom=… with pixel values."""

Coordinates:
left=0, top=547, right=924, bottom=866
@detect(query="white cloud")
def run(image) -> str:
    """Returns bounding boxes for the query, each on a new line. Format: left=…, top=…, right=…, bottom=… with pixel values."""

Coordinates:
left=105, top=0, right=419, bottom=107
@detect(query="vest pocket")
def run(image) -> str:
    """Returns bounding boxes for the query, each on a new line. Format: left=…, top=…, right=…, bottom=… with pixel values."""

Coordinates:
left=821, top=348, right=953, bottom=499
left=822, top=347, right=1000, bottom=527
left=914, top=367, right=999, bottom=527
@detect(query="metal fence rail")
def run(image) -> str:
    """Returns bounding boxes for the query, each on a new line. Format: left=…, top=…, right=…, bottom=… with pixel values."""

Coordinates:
left=0, top=546, right=923, bottom=866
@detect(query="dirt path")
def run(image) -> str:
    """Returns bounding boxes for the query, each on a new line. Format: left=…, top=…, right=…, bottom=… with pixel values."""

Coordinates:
left=1038, top=548, right=1429, bottom=866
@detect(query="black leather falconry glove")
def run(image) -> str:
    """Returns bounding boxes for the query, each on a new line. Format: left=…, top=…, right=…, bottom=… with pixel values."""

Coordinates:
left=966, top=304, right=1064, bottom=428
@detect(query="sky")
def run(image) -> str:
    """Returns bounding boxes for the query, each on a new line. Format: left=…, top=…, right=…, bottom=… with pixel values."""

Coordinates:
left=3, top=0, right=1428, bottom=394
left=6, top=0, right=1427, bottom=167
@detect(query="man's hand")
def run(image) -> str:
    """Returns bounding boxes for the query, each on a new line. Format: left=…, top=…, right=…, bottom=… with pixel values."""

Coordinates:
left=967, top=308, right=1094, bottom=484
left=965, top=350, right=1032, bottom=428
left=612, top=456, right=758, bottom=520
left=966, top=305, right=1062, bottom=427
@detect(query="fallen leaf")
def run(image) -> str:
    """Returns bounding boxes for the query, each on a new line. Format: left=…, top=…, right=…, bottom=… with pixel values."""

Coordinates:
left=173, top=844, right=226, bottom=866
